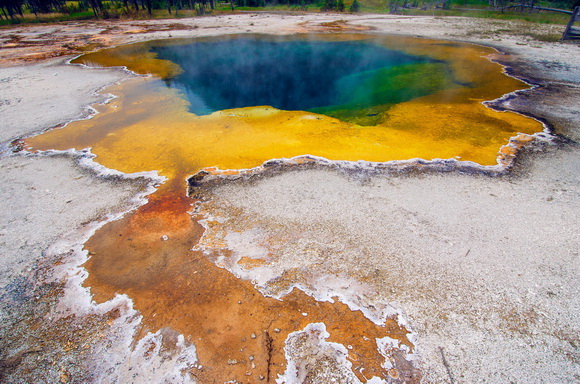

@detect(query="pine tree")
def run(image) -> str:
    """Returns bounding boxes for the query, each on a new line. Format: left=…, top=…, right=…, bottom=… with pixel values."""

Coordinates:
left=349, top=0, right=360, bottom=11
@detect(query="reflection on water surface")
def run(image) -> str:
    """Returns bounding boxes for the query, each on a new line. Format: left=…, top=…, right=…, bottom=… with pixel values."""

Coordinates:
left=26, top=34, right=543, bottom=383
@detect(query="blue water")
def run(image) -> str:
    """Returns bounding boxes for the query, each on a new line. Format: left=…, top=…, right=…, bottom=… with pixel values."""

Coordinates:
left=151, top=35, right=455, bottom=122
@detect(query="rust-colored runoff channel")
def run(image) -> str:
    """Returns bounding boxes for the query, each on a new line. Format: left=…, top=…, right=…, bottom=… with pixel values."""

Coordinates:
left=83, top=179, right=418, bottom=383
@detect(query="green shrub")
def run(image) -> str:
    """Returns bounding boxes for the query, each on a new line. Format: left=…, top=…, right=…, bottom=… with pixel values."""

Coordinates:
left=349, top=0, right=359, bottom=11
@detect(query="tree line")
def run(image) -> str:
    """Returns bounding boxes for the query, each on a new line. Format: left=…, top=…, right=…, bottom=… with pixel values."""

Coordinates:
left=1, top=0, right=577, bottom=21
left=0, top=0, right=359, bottom=20
left=0, top=0, right=220, bottom=19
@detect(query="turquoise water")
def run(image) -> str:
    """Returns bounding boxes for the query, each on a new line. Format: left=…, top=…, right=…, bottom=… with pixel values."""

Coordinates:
left=152, top=35, right=459, bottom=124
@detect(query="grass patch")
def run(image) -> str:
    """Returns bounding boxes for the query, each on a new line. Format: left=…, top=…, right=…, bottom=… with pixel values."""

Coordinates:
left=0, top=11, right=95, bottom=25
left=529, top=32, right=564, bottom=41
left=394, top=8, right=570, bottom=24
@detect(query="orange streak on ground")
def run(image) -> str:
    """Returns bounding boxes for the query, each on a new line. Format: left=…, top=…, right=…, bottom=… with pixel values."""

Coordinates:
left=238, top=256, right=269, bottom=269
left=84, top=180, right=418, bottom=383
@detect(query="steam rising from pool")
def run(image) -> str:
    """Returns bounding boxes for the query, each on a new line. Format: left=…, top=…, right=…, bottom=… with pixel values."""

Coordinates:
left=151, top=36, right=457, bottom=124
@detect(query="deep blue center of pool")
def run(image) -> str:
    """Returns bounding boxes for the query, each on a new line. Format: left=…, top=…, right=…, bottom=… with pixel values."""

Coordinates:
left=152, top=36, right=454, bottom=121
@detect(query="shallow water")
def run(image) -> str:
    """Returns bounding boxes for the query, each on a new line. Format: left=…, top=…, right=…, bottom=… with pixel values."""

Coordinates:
left=25, top=34, right=543, bottom=383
